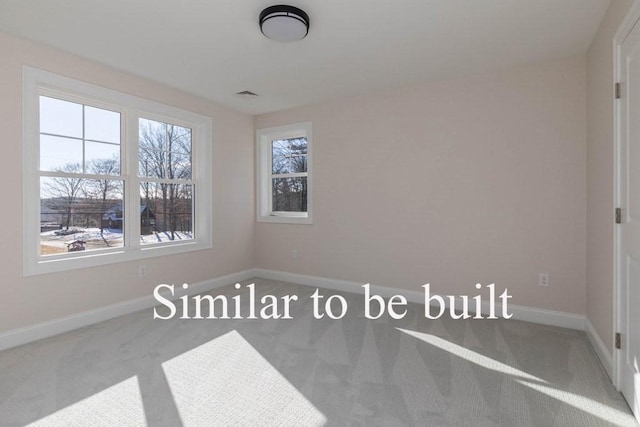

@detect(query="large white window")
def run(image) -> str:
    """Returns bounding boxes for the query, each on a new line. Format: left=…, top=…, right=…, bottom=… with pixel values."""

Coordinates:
left=256, top=122, right=312, bottom=224
left=23, top=67, right=212, bottom=275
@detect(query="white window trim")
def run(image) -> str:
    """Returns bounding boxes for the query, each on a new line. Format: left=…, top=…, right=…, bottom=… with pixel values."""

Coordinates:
left=256, top=122, right=313, bottom=224
left=23, top=67, right=213, bottom=276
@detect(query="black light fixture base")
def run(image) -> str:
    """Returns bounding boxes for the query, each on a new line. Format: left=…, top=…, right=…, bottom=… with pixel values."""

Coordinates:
left=260, top=5, right=310, bottom=41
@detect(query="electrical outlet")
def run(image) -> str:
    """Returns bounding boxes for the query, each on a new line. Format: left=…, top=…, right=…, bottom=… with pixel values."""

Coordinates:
left=139, top=264, right=147, bottom=277
left=539, top=273, right=549, bottom=287
left=292, top=249, right=298, bottom=259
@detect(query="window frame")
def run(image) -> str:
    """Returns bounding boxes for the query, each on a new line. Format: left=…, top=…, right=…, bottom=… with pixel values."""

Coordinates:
left=256, top=122, right=313, bottom=224
left=23, top=67, right=213, bottom=276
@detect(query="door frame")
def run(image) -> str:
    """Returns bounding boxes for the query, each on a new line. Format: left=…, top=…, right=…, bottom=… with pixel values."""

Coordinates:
left=614, top=0, right=640, bottom=391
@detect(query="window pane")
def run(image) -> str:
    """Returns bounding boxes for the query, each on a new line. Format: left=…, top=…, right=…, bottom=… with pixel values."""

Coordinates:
left=139, top=182, right=193, bottom=245
left=86, top=156, right=120, bottom=176
left=85, top=106, right=120, bottom=143
left=139, top=119, right=192, bottom=179
left=272, top=177, right=307, bottom=212
left=85, top=142, right=120, bottom=173
left=271, top=138, right=307, bottom=174
left=167, top=150, right=192, bottom=179
left=40, top=177, right=124, bottom=256
left=272, top=139, right=289, bottom=157
left=290, top=138, right=307, bottom=155
left=291, top=155, right=307, bottom=173
left=272, top=155, right=290, bottom=174
left=40, top=135, right=83, bottom=172
left=39, top=96, right=82, bottom=138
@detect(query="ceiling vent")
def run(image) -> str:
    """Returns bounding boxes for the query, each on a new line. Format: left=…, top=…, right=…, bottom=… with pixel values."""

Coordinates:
left=236, top=90, right=259, bottom=98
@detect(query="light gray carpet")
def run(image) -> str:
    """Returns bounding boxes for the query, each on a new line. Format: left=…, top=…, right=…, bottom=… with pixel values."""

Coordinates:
left=0, top=279, right=636, bottom=426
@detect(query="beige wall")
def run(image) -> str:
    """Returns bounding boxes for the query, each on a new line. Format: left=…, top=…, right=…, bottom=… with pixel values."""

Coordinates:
left=0, top=32, right=255, bottom=333
left=586, top=0, right=634, bottom=354
left=254, top=56, right=588, bottom=315
left=2, top=8, right=622, bottom=338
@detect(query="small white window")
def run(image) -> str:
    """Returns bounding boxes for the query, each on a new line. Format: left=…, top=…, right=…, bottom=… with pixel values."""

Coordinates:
left=256, top=122, right=312, bottom=224
left=23, top=67, right=212, bottom=275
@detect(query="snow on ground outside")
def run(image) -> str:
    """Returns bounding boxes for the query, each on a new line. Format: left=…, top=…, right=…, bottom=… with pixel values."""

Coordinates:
left=40, top=228, right=193, bottom=254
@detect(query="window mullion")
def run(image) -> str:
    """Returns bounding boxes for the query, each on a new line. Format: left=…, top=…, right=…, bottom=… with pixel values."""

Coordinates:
left=272, top=172, right=308, bottom=179
left=138, top=177, right=195, bottom=185
left=39, top=171, right=122, bottom=180
left=125, top=110, right=141, bottom=250
left=82, top=105, right=86, bottom=174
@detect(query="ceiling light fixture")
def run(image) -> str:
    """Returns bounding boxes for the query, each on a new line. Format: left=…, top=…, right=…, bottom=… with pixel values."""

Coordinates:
left=259, top=5, right=309, bottom=42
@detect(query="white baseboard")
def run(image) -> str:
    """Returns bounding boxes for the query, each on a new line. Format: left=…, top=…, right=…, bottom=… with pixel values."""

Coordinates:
left=505, top=305, right=585, bottom=330
left=0, top=269, right=256, bottom=352
left=585, top=318, right=613, bottom=379
left=0, top=267, right=590, bottom=353
left=252, top=268, right=586, bottom=330
left=254, top=268, right=427, bottom=302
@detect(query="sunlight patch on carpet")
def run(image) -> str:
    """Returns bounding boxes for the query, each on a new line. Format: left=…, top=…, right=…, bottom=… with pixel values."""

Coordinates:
left=27, top=376, right=146, bottom=426
left=515, top=378, right=637, bottom=425
left=397, top=327, right=637, bottom=426
left=397, top=327, right=542, bottom=381
left=161, top=330, right=326, bottom=426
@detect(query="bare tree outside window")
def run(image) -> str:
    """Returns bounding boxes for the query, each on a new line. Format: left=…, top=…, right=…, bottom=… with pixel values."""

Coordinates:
left=139, top=119, right=194, bottom=244
left=38, top=96, right=124, bottom=255
left=86, top=157, right=121, bottom=240
left=41, top=163, right=84, bottom=231
left=26, top=70, right=212, bottom=275
left=271, top=137, right=308, bottom=212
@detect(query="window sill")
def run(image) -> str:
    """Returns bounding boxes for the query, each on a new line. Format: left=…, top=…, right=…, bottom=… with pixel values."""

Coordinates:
left=24, top=240, right=212, bottom=276
left=257, top=214, right=313, bottom=225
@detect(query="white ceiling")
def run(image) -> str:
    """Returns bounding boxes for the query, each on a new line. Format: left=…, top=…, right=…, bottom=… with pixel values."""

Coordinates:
left=0, top=0, right=610, bottom=115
